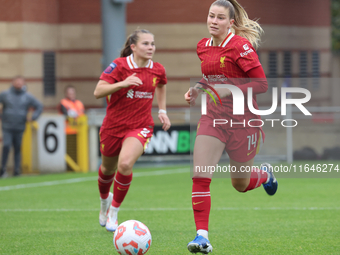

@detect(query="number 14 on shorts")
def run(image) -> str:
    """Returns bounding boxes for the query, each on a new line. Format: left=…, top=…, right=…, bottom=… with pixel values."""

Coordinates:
left=247, top=132, right=257, bottom=152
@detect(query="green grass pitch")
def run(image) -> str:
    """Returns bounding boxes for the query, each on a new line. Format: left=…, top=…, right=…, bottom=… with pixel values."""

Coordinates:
left=0, top=162, right=340, bottom=254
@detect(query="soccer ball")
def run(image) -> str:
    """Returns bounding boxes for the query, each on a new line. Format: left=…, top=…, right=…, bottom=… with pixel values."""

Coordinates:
left=113, top=220, right=152, bottom=255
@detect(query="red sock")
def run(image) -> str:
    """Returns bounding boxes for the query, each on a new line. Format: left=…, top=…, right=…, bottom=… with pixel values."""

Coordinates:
left=243, top=167, right=268, bottom=192
left=98, top=165, right=115, bottom=199
left=192, top=178, right=211, bottom=231
left=112, top=171, right=133, bottom=208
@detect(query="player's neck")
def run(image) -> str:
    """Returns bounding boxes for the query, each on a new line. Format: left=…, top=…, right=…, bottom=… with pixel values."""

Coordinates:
left=212, top=32, right=230, bottom=46
left=133, top=55, right=149, bottom=68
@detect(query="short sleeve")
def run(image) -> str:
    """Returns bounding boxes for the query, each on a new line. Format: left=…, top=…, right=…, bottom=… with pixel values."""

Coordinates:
left=100, top=60, right=120, bottom=84
left=196, top=38, right=206, bottom=62
left=159, top=65, right=167, bottom=85
left=234, top=40, right=261, bottom=73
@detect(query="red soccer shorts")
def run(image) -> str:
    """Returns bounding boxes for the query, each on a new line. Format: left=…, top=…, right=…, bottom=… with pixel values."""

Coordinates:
left=196, top=115, right=264, bottom=162
left=99, top=127, right=153, bottom=157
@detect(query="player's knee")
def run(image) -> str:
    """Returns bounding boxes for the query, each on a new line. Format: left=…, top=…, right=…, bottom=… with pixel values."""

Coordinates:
left=231, top=179, right=247, bottom=192
left=118, top=161, right=133, bottom=174
left=100, top=164, right=115, bottom=175
left=2, top=143, right=11, bottom=151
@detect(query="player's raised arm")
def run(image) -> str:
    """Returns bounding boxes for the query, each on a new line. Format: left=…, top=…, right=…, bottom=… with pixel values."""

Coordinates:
left=184, top=80, right=208, bottom=105
left=94, top=73, right=142, bottom=99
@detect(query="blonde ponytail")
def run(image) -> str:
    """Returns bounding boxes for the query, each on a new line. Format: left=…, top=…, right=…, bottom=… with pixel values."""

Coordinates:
left=211, top=0, right=263, bottom=49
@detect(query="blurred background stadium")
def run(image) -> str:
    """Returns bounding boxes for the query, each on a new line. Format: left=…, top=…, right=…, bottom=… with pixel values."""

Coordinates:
left=0, top=0, right=339, bottom=173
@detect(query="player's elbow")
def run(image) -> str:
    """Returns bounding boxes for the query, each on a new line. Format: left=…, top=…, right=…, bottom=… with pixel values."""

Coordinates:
left=94, top=80, right=109, bottom=99
left=93, top=89, right=102, bottom=99
left=260, top=78, right=268, bottom=93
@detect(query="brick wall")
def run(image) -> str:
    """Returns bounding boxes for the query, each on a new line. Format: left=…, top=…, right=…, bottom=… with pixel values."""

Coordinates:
left=126, top=0, right=330, bottom=26
left=0, top=0, right=59, bottom=23
left=0, top=0, right=333, bottom=108
left=0, top=0, right=330, bottom=26
left=59, top=0, right=100, bottom=23
left=0, top=0, right=100, bottom=23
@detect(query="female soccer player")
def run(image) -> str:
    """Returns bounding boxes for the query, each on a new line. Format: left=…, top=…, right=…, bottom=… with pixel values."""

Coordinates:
left=94, top=29, right=171, bottom=232
left=184, top=0, right=278, bottom=253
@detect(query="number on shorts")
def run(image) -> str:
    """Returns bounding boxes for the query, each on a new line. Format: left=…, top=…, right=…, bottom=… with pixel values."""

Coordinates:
left=140, top=128, right=150, bottom=138
left=247, top=132, right=257, bottom=151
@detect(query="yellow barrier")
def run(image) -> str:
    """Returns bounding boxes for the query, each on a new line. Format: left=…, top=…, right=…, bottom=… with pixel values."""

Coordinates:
left=21, top=121, right=38, bottom=174
left=65, top=154, right=81, bottom=172
left=77, top=115, right=89, bottom=173
left=66, top=115, right=89, bottom=173
left=21, top=115, right=89, bottom=174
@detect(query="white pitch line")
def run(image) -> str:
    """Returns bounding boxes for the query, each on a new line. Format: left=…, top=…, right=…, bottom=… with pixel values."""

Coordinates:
left=1, top=207, right=340, bottom=212
left=0, top=168, right=189, bottom=192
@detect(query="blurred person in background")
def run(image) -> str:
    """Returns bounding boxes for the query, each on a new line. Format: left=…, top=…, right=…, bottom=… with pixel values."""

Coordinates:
left=0, top=76, right=43, bottom=177
left=58, top=85, right=85, bottom=134
left=184, top=0, right=277, bottom=253
left=58, top=85, right=85, bottom=119
left=94, top=29, right=171, bottom=232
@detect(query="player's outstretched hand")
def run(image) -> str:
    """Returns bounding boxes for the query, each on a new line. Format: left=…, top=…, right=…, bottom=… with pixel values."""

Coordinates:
left=184, top=87, right=198, bottom=106
left=158, top=113, right=171, bottom=131
left=122, top=73, right=143, bottom=88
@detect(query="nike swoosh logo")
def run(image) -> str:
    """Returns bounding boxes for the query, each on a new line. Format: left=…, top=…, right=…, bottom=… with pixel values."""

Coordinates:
left=193, top=201, right=204, bottom=205
left=247, top=149, right=255, bottom=156
left=117, top=187, right=127, bottom=191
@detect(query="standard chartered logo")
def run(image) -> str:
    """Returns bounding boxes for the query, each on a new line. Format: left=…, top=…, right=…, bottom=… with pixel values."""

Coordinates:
left=126, top=89, right=134, bottom=99
left=126, top=89, right=153, bottom=99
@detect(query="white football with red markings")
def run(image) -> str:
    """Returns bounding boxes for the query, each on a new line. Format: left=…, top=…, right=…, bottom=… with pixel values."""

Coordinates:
left=113, top=220, right=152, bottom=255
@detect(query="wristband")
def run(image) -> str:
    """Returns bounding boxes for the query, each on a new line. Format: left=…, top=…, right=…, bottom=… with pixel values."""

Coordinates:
left=158, top=109, right=167, bottom=114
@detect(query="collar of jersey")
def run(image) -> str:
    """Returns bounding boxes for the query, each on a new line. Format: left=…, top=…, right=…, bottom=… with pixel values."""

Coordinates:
left=205, top=29, right=235, bottom=47
left=126, top=54, right=153, bottom=69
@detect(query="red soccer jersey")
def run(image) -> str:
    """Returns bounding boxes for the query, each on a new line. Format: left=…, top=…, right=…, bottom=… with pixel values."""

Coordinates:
left=99, top=54, right=167, bottom=137
left=197, top=32, right=263, bottom=127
